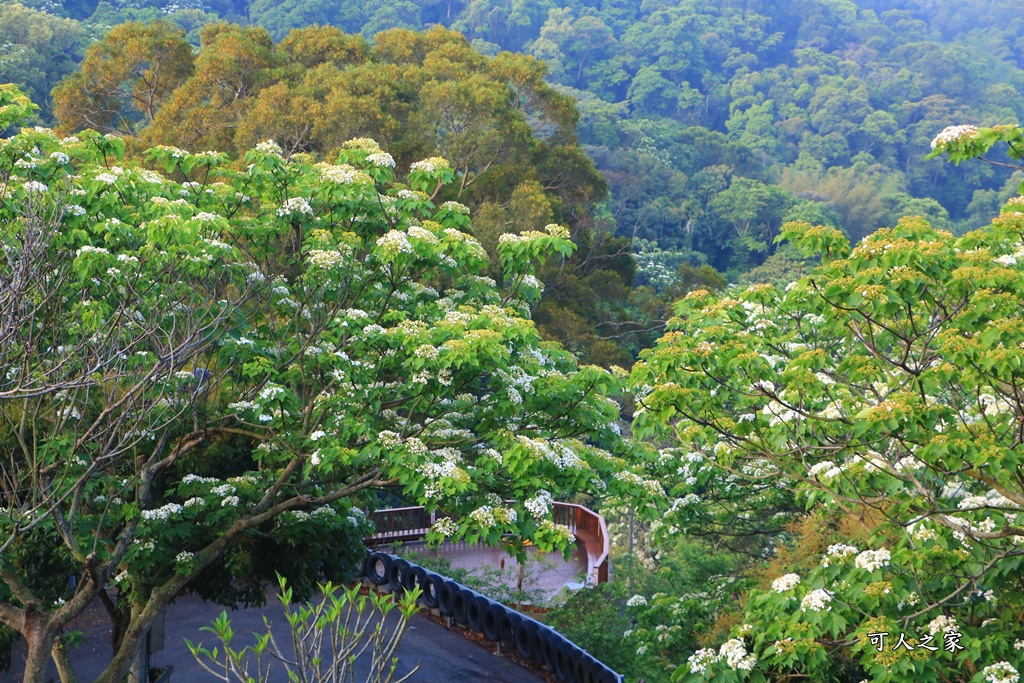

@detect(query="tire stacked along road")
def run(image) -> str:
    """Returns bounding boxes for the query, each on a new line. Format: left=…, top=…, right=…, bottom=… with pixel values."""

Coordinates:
left=359, top=552, right=623, bottom=683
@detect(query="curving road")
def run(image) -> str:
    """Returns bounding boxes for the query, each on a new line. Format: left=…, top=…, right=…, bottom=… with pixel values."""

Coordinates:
left=0, top=591, right=544, bottom=683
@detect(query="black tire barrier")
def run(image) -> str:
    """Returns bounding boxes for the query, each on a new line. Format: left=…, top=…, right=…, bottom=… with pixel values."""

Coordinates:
left=420, top=573, right=443, bottom=610
left=582, top=654, right=603, bottom=683
left=514, top=618, right=538, bottom=661
left=538, top=628, right=558, bottom=672
left=365, top=553, right=391, bottom=586
left=466, top=594, right=487, bottom=633
left=554, top=638, right=573, bottom=682
left=499, top=611, right=521, bottom=651
left=388, top=557, right=410, bottom=592
left=593, top=655, right=614, bottom=683
left=569, top=647, right=587, bottom=683
left=482, top=602, right=503, bottom=642
left=438, top=580, right=458, bottom=617
left=403, top=565, right=428, bottom=593
left=452, top=588, right=473, bottom=625
left=354, top=554, right=367, bottom=579
left=530, top=626, right=547, bottom=667
left=361, top=554, right=623, bottom=682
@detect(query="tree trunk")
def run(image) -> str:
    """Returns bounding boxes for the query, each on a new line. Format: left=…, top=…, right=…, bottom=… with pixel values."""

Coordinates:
left=127, top=633, right=147, bottom=683
left=52, top=635, right=80, bottom=683
left=22, top=608, right=57, bottom=683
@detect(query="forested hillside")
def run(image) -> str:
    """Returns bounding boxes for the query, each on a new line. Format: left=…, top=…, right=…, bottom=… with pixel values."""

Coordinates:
left=4, top=4, right=1024, bottom=683
left=5, top=0, right=1024, bottom=270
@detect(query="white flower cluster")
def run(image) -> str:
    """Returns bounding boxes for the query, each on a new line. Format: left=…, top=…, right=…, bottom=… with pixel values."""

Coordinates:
left=141, top=502, right=183, bottom=521
left=687, top=648, right=720, bottom=675
left=22, top=180, right=47, bottom=193
left=808, top=460, right=841, bottom=480
left=801, top=588, right=833, bottom=612
left=822, top=544, right=858, bottom=567
left=772, top=573, right=800, bottom=592
left=317, top=162, right=364, bottom=184
left=366, top=151, right=395, bottom=168
left=493, top=507, right=517, bottom=525
left=995, top=254, right=1018, bottom=267
left=175, top=551, right=194, bottom=564
left=626, top=594, right=647, bottom=607
left=854, top=548, right=891, bottom=573
left=76, top=245, right=110, bottom=257
left=410, top=157, right=450, bottom=173
left=518, top=436, right=583, bottom=471
left=408, top=225, right=438, bottom=244
left=959, top=495, right=990, bottom=510
left=184, top=497, right=204, bottom=507
left=183, top=474, right=218, bottom=484
left=440, top=201, right=470, bottom=214
left=259, top=384, right=285, bottom=401
left=308, top=249, right=347, bottom=269
left=910, top=522, right=936, bottom=542
left=525, top=490, right=553, bottom=519
left=893, top=456, right=924, bottom=473
left=430, top=518, right=459, bottom=537
left=538, top=520, right=574, bottom=543
left=211, top=484, right=235, bottom=496
left=930, top=125, right=979, bottom=150
left=927, top=615, right=957, bottom=636
left=469, top=505, right=495, bottom=528
left=376, top=230, right=413, bottom=258
left=719, top=638, right=757, bottom=671
left=982, top=662, right=1019, bottom=683
left=255, top=139, right=283, bottom=156
left=414, top=344, right=439, bottom=360
left=277, top=197, right=312, bottom=217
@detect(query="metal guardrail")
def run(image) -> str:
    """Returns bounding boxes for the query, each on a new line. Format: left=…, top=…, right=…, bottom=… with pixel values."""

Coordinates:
left=359, top=552, right=623, bottom=683
left=368, top=502, right=610, bottom=585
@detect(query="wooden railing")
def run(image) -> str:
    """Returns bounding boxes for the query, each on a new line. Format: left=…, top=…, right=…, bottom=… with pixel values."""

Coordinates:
left=367, top=501, right=610, bottom=585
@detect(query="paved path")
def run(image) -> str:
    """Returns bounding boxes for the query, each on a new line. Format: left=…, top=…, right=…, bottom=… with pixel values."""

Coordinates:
left=397, top=540, right=590, bottom=603
left=0, top=591, right=544, bottom=683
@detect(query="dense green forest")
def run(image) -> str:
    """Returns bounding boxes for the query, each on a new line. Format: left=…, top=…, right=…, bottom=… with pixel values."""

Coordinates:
left=4, top=2, right=1024, bottom=683
left=5, top=0, right=1024, bottom=359
left=6, top=0, right=1024, bottom=246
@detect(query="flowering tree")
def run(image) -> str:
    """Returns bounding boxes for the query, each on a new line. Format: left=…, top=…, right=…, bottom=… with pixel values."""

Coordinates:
left=0, top=85, right=642, bottom=683
left=630, top=203, right=1024, bottom=681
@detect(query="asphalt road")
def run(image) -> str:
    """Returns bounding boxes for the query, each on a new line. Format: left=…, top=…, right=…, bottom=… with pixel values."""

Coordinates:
left=1, top=590, right=544, bottom=683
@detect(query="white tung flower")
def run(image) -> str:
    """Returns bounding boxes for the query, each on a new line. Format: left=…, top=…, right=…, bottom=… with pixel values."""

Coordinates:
left=277, top=197, right=312, bottom=217
left=719, top=638, right=757, bottom=671
left=366, top=152, right=395, bottom=168
left=981, top=662, right=1019, bottom=683
left=854, top=548, right=891, bottom=573
left=801, top=588, right=833, bottom=612
left=927, top=615, right=957, bottom=636
left=430, top=518, right=459, bottom=537
left=410, top=157, right=450, bottom=173
left=687, top=648, right=720, bottom=675
left=376, top=230, right=413, bottom=257
left=931, top=125, right=979, bottom=150
left=626, top=594, right=647, bottom=607
left=772, top=573, right=801, bottom=593
left=822, top=544, right=858, bottom=567
left=255, top=139, right=283, bottom=156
